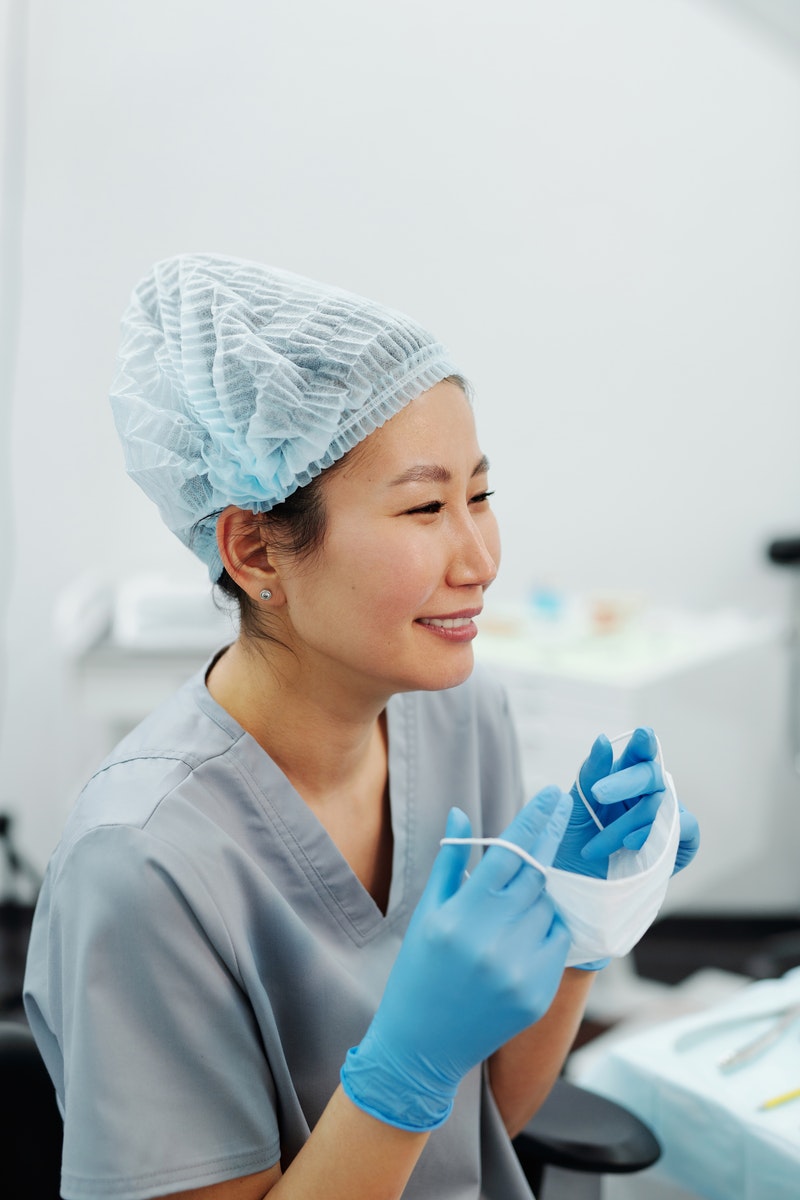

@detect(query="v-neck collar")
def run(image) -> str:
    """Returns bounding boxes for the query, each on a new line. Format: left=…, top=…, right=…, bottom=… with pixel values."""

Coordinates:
left=193, top=672, right=416, bottom=944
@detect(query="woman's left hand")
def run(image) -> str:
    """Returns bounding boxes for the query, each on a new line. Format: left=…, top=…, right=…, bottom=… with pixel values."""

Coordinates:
left=554, top=727, right=699, bottom=879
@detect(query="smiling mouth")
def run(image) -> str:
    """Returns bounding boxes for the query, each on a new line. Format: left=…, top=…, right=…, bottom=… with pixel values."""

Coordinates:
left=419, top=619, right=474, bottom=628
left=417, top=617, right=475, bottom=629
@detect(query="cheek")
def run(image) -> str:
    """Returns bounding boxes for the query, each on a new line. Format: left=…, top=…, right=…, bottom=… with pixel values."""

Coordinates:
left=339, top=528, right=436, bottom=611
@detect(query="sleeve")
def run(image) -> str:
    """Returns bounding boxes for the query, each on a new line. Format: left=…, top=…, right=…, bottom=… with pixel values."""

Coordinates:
left=47, top=824, right=280, bottom=1200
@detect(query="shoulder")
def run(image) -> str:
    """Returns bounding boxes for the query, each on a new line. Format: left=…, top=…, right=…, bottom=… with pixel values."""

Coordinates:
left=52, top=669, right=248, bottom=875
left=97, top=664, right=244, bottom=778
left=34, top=810, right=240, bottom=997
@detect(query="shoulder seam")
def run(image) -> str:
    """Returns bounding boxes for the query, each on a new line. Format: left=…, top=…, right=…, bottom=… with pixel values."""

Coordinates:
left=52, top=818, right=247, bottom=985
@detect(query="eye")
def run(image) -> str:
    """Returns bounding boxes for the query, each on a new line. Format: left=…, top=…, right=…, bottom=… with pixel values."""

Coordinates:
left=405, top=500, right=445, bottom=515
left=469, top=490, right=495, bottom=505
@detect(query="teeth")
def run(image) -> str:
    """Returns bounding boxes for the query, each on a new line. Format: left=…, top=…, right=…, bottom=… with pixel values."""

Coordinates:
left=419, top=617, right=473, bottom=629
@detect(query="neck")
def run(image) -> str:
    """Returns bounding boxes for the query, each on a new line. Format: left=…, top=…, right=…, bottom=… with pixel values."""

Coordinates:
left=208, top=635, right=394, bottom=911
left=207, top=636, right=390, bottom=803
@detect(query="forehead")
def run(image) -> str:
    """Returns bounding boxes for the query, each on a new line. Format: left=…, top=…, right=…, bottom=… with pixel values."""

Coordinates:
left=348, top=380, right=480, bottom=475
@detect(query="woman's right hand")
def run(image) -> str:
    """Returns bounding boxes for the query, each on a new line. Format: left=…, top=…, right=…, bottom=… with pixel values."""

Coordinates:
left=340, top=787, right=572, bottom=1131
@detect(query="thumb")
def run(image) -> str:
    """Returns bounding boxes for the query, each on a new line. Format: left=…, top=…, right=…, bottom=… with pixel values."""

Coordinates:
left=418, top=807, right=473, bottom=911
left=673, top=807, right=700, bottom=874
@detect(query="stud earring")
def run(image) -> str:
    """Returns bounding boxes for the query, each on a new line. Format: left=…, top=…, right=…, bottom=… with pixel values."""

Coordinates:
left=259, top=589, right=273, bottom=601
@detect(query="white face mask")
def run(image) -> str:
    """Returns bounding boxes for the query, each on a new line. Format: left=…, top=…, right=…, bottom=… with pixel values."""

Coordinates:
left=443, top=733, right=681, bottom=966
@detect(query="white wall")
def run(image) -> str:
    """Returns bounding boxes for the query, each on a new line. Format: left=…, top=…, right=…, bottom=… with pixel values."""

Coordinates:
left=2, top=0, right=800, bottom=869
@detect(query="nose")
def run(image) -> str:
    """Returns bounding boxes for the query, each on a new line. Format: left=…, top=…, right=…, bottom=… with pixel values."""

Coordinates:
left=447, top=510, right=499, bottom=590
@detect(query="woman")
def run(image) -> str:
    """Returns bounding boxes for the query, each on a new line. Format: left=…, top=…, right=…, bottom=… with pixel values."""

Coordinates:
left=24, top=254, right=698, bottom=1200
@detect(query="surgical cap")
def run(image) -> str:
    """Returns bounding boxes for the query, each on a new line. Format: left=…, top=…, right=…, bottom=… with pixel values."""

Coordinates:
left=110, top=253, right=458, bottom=581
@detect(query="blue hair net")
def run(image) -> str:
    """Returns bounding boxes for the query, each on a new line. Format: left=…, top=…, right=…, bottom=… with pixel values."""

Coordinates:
left=110, top=253, right=458, bottom=581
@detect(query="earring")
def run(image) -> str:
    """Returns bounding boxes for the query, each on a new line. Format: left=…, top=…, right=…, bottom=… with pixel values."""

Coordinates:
left=259, top=589, right=273, bottom=601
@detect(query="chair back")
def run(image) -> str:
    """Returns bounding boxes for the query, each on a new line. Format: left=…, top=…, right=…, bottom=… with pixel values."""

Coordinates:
left=0, top=1021, right=62, bottom=1199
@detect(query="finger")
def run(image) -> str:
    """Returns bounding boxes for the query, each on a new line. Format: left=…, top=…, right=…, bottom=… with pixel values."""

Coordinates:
left=528, top=910, right=571, bottom=981
left=612, top=726, right=657, bottom=772
left=591, top=759, right=663, bottom=805
left=622, top=827, right=650, bottom=851
left=528, top=789, right=573, bottom=866
left=512, top=881, right=559, bottom=936
left=498, top=791, right=574, bottom=911
left=473, top=786, right=565, bottom=893
left=548, top=909, right=571, bottom=953
left=577, top=735, right=614, bottom=800
left=422, top=807, right=473, bottom=908
left=581, top=791, right=663, bottom=860
left=673, top=807, right=701, bottom=874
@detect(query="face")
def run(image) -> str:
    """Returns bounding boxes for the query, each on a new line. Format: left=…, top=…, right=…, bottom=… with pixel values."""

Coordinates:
left=272, top=380, right=500, bottom=705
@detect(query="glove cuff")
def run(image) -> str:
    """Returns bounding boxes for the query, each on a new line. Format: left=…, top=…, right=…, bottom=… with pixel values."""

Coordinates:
left=340, top=1029, right=455, bottom=1132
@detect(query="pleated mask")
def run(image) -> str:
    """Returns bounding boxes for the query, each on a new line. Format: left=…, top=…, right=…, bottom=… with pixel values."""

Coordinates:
left=442, top=732, right=681, bottom=966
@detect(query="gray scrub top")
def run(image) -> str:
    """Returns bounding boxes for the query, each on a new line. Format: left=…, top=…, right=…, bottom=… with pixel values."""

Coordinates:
left=24, top=661, right=537, bottom=1200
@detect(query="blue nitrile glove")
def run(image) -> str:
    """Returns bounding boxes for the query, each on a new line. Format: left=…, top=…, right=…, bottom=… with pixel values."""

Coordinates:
left=340, top=787, right=572, bottom=1132
left=552, top=727, right=666, bottom=971
left=560, top=728, right=700, bottom=875
left=622, top=803, right=700, bottom=872
left=673, top=806, right=700, bottom=874
left=555, top=727, right=666, bottom=881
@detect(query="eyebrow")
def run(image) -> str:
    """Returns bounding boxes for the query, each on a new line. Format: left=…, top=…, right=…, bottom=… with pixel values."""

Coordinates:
left=389, top=454, right=491, bottom=487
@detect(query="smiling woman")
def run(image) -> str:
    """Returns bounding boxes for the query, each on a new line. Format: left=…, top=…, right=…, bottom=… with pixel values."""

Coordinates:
left=209, top=380, right=500, bottom=716
left=21, top=254, right=696, bottom=1200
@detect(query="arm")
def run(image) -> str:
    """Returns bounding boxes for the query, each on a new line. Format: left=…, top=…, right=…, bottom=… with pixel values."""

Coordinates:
left=164, top=965, right=594, bottom=1200
left=155, top=1087, right=430, bottom=1200
left=488, top=967, right=596, bottom=1138
left=170, top=966, right=596, bottom=1200
left=487, top=726, right=702, bottom=1139
left=162, top=790, right=575, bottom=1200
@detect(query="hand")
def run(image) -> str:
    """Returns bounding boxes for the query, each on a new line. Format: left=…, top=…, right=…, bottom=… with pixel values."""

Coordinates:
left=555, top=727, right=700, bottom=879
left=340, top=787, right=572, bottom=1131
left=555, top=727, right=666, bottom=880
left=572, top=730, right=700, bottom=874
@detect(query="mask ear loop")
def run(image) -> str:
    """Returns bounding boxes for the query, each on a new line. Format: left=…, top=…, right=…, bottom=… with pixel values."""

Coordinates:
left=574, top=729, right=665, bottom=832
left=437, top=836, right=548, bottom=876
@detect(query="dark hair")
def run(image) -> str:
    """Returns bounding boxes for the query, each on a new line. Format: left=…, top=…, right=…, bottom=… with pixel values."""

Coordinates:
left=214, top=457, right=347, bottom=638
left=214, top=373, right=470, bottom=638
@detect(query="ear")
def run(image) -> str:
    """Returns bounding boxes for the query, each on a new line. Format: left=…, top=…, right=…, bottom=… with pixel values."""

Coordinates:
left=216, top=506, right=284, bottom=604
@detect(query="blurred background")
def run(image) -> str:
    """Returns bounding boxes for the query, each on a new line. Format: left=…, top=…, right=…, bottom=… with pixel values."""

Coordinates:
left=0, top=0, right=799, bottom=918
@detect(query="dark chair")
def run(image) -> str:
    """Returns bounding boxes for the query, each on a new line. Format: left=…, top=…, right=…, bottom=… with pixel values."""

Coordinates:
left=0, top=1020, right=63, bottom=1199
left=513, top=1077, right=661, bottom=1198
left=768, top=535, right=800, bottom=779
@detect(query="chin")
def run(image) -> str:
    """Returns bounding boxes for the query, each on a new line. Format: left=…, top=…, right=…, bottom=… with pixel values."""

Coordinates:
left=408, top=654, right=476, bottom=695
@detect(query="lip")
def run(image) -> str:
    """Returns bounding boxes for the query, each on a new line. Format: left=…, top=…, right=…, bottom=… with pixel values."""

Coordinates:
left=417, top=608, right=483, bottom=622
left=415, top=608, right=482, bottom=643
